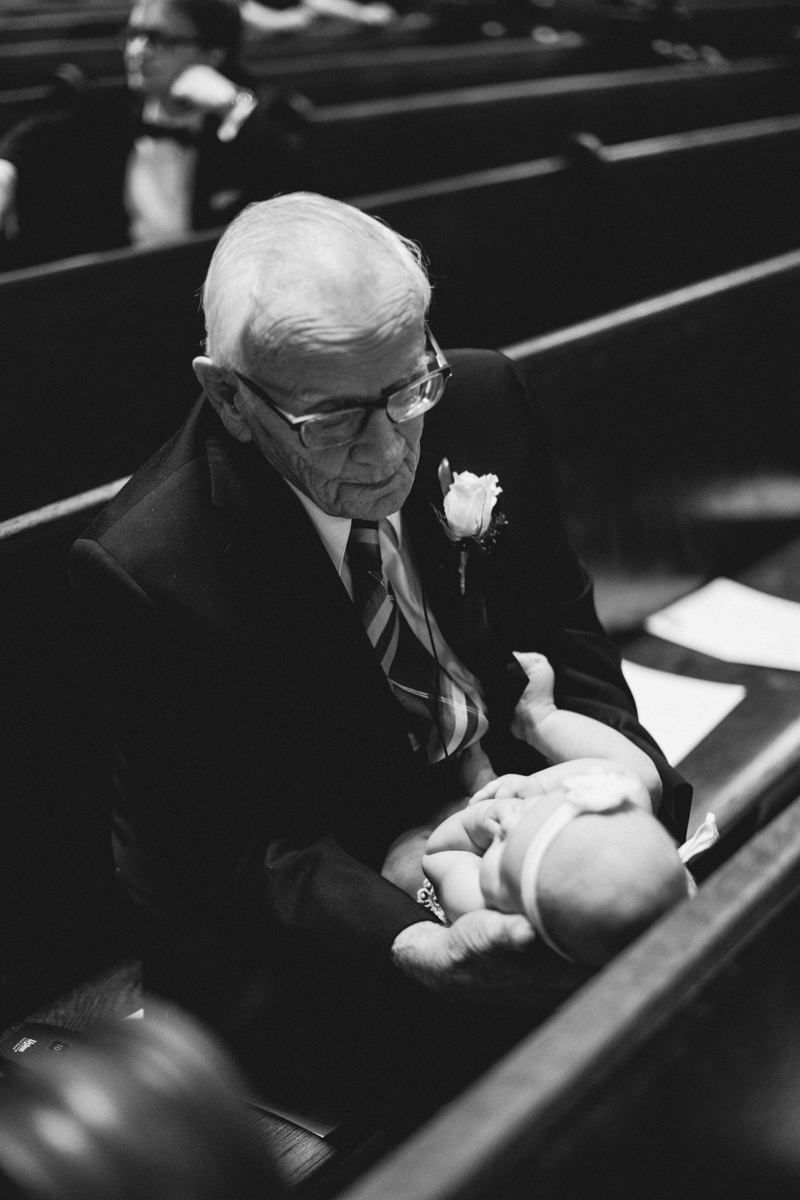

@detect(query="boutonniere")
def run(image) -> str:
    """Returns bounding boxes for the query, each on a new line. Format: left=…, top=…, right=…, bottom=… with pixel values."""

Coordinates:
left=433, top=457, right=508, bottom=594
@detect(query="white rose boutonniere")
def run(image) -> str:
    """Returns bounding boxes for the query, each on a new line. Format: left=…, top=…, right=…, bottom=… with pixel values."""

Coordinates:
left=434, top=457, right=508, bottom=594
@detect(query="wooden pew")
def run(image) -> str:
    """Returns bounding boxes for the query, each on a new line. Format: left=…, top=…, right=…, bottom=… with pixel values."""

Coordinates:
left=0, top=26, right=606, bottom=98
left=0, top=35, right=123, bottom=88
left=0, top=32, right=599, bottom=134
left=0, top=233, right=216, bottom=521
left=672, top=0, right=800, bottom=57
left=4, top=119, right=800, bottom=519
left=0, top=485, right=137, bottom=1027
left=244, top=28, right=603, bottom=104
left=2, top=44, right=799, bottom=135
left=620, top=535, right=800, bottom=848
left=312, top=53, right=800, bottom=191
left=4, top=437, right=800, bottom=1200
left=503, top=248, right=800, bottom=606
left=0, top=5, right=129, bottom=42
left=338, top=787, right=800, bottom=1200
left=355, top=112, right=800, bottom=345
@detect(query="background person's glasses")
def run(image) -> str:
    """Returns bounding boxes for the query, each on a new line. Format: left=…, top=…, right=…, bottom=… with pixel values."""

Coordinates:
left=121, top=27, right=202, bottom=50
left=234, top=327, right=452, bottom=450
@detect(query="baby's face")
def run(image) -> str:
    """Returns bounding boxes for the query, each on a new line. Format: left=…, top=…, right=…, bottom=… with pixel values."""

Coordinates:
left=479, top=792, right=567, bottom=912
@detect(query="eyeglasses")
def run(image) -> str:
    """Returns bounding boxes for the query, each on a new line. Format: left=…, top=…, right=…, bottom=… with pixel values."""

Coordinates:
left=121, top=26, right=202, bottom=50
left=234, top=326, right=451, bottom=450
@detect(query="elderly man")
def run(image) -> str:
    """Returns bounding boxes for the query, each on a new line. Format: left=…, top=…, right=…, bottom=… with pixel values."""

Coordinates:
left=71, top=194, right=690, bottom=1126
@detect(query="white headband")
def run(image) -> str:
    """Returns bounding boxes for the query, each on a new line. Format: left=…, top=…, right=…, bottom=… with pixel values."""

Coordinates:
left=518, top=774, right=720, bottom=961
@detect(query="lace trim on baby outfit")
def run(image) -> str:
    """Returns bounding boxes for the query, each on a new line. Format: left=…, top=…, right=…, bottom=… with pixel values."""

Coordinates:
left=416, top=877, right=448, bottom=925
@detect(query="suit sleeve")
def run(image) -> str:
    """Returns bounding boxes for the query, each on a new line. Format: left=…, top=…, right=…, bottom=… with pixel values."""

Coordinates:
left=69, top=536, right=441, bottom=974
left=483, top=353, right=692, bottom=839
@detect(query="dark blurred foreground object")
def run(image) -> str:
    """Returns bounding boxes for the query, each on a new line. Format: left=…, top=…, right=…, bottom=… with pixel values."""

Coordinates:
left=0, top=1003, right=285, bottom=1200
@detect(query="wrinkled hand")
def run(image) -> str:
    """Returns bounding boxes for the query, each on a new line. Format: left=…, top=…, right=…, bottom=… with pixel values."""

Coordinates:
left=391, top=910, right=590, bottom=1005
left=170, top=64, right=239, bottom=114
left=0, top=160, right=19, bottom=241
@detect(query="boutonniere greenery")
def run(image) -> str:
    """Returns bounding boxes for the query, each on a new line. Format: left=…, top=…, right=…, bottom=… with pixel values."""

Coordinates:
left=434, top=457, right=508, bottom=594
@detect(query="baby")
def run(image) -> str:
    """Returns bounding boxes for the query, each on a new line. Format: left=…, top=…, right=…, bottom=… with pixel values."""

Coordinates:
left=418, top=653, right=714, bottom=966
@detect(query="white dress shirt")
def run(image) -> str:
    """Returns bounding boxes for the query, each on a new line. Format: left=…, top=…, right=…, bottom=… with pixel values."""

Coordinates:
left=124, top=98, right=201, bottom=246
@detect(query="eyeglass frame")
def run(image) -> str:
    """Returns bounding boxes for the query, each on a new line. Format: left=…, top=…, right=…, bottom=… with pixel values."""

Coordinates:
left=120, top=25, right=203, bottom=50
left=232, top=325, right=451, bottom=449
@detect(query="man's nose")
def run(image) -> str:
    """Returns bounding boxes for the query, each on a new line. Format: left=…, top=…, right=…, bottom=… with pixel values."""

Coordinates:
left=350, top=411, right=407, bottom=469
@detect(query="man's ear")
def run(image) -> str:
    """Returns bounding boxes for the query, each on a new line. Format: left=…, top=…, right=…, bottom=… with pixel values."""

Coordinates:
left=193, top=356, right=252, bottom=443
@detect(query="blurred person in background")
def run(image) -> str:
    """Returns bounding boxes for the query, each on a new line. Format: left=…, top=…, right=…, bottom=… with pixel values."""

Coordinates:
left=0, top=1004, right=285, bottom=1200
left=0, top=0, right=318, bottom=269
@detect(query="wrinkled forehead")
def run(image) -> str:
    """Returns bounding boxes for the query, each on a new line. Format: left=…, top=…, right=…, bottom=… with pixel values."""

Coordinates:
left=236, top=293, right=428, bottom=405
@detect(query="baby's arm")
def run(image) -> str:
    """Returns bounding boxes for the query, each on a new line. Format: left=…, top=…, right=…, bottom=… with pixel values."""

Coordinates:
left=422, top=799, right=499, bottom=921
left=511, top=652, right=662, bottom=807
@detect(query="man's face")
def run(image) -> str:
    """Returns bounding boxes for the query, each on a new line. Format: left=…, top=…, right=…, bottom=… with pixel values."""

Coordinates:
left=231, top=320, right=429, bottom=520
left=124, top=0, right=208, bottom=100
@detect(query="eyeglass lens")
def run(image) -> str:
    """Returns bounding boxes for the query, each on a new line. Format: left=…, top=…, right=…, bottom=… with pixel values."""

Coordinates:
left=302, top=371, right=447, bottom=448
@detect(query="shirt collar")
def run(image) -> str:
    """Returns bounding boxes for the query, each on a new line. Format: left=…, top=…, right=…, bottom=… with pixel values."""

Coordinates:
left=285, top=480, right=402, bottom=575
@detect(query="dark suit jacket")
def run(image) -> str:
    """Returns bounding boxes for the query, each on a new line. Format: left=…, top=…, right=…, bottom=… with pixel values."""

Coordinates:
left=0, top=86, right=317, bottom=269
left=70, top=350, right=691, bottom=985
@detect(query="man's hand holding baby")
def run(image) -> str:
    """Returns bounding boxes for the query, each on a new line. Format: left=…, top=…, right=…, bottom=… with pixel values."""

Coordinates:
left=391, top=910, right=588, bottom=1004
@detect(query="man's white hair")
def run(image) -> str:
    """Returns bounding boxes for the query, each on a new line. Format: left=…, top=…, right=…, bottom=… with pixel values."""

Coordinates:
left=202, top=193, right=432, bottom=372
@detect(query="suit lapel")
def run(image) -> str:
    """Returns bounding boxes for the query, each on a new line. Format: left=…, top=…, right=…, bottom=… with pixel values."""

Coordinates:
left=206, top=431, right=425, bottom=778
left=404, top=447, right=528, bottom=725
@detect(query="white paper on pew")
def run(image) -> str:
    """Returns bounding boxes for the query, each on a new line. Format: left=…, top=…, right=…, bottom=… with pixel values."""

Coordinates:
left=644, top=578, right=800, bottom=671
left=621, top=659, right=746, bottom=766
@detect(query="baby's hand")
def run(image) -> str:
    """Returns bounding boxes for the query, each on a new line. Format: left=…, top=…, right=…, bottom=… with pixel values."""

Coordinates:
left=510, top=651, right=557, bottom=743
left=170, top=65, right=239, bottom=114
left=470, top=773, right=546, bottom=805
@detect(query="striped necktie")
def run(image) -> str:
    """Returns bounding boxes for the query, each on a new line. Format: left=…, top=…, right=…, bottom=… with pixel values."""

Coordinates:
left=347, top=519, right=487, bottom=764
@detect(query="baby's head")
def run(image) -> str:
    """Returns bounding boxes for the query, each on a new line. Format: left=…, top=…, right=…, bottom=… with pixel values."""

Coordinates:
left=479, top=771, right=691, bottom=967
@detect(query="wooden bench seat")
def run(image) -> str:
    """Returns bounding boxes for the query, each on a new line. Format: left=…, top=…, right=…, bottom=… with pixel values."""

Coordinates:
left=0, top=5, right=129, bottom=42
left=0, top=34, right=123, bottom=87
left=244, top=29, right=601, bottom=105
left=5, top=475, right=800, bottom=1200
left=2, top=48, right=798, bottom=145
left=3, top=149, right=800, bottom=513
left=0, top=25, right=606, bottom=96
left=337, top=786, right=800, bottom=1200
left=312, top=53, right=800, bottom=190
left=347, top=114, right=800, bottom=345
left=505, top=249, right=800, bottom=615
left=620, top=534, right=800, bottom=851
